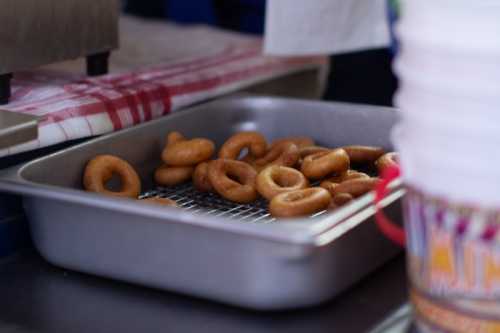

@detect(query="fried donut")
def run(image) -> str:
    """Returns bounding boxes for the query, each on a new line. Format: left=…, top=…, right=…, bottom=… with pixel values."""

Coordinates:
left=219, top=132, right=268, bottom=160
left=141, top=197, right=178, bottom=207
left=320, top=180, right=338, bottom=196
left=253, top=142, right=300, bottom=171
left=342, top=145, right=385, bottom=164
left=166, top=131, right=186, bottom=146
left=192, top=161, right=214, bottom=192
left=83, top=155, right=141, bottom=199
left=256, top=166, right=309, bottom=200
left=320, top=170, right=369, bottom=196
left=270, top=136, right=314, bottom=149
left=208, top=159, right=258, bottom=203
left=162, top=138, right=215, bottom=166
left=332, top=193, right=354, bottom=207
left=324, top=170, right=369, bottom=183
left=332, top=178, right=379, bottom=198
left=299, top=146, right=331, bottom=158
left=376, top=152, right=399, bottom=174
left=269, top=188, right=332, bottom=218
left=301, top=148, right=350, bottom=180
left=154, top=164, right=194, bottom=186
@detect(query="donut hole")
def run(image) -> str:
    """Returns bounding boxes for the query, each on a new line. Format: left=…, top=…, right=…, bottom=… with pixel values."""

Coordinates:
left=226, top=170, right=245, bottom=185
left=273, top=171, right=299, bottom=187
left=284, top=191, right=306, bottom=202
left=104, top=172, right=124, bottom=192
left=237, top=148, right=250, bottom=160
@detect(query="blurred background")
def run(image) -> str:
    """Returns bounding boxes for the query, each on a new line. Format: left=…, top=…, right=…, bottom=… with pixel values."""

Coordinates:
left=123, top=0, right=398, bottom=106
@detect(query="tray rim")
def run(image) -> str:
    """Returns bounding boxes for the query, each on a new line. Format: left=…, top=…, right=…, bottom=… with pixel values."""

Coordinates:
left=0, top=95, right=404, bottom=247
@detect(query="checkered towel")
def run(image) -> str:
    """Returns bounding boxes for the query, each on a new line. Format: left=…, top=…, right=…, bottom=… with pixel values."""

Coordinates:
left=1, top=40, right=325, bottom=157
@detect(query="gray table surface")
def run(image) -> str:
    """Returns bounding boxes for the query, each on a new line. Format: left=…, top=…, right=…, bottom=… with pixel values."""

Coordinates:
left=0, top=251, right=411, bottom=333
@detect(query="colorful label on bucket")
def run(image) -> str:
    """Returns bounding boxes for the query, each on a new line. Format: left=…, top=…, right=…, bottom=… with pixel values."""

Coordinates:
left=411, top=288, right=500, bottom=333
left=405, top=188, right=500, bottom=299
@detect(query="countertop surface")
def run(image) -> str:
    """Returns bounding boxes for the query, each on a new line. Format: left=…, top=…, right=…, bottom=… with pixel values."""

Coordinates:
left=0, top=251, right=410, bottom=333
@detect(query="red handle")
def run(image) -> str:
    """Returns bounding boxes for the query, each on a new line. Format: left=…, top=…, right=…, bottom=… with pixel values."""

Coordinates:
left=375, top=165, right=406, bottom=247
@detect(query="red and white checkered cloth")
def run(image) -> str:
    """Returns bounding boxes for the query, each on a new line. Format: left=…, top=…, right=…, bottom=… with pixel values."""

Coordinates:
left=1, top=40, right=325, bottom=157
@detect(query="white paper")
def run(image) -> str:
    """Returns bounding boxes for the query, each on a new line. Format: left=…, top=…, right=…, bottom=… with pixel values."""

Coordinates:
left=264, top=0, right=391, bottom=56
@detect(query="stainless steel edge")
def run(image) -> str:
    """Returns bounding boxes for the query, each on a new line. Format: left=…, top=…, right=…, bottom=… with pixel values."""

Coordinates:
left=314, top=189, right=405, bottom=247
left=0, top=160, right=404, bottom=249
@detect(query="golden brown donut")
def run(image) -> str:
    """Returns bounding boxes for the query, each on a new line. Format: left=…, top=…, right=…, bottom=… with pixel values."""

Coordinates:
left=154, top=164, right=194, bottom=186
left=141, top=197, right=178, bottom=207
left=192, top=161, right=214, bottom=192
left=301, top=148, right=350, bottom=180
left=166, top=131, right=186, bottom=147
left=320, top=180, right=338, bottom=196
left=324, top=170, right=369, bottom=184
left=162, top=138, right=215, bottom=166
left=342, top=145, right=385, bottom=164
left=256, top=165, right=309, bottom=201
left=270, top=136, right=314, bottom=149
left=83, top=155, right=141, bottom=199
left=332, top=178, right=379, bottom=198
left=321, top=170, right=369, bottom=196
left=218, top=132, right=268, bottom=160
left=253, top=142, right=300, bottom=171
left=299, top=146, right=331, bottom=158
left=332, top=193, right=354, bottom=207
left=376, top=152, right=399, bottom=174
left=208, top=159, right=258, bottom=204
left=269, top=187, right=332, bottom=218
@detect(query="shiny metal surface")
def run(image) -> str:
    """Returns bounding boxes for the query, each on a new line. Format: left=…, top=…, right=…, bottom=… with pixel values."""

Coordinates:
left=368, top=304, right=415, bottom=333
left=0, top=96, right=403, bottom=309
left=141, top=183, right=275, bottom=223
left=0, top=110, right=38, bottom=149
left=0, top=251, right=408, bottom=333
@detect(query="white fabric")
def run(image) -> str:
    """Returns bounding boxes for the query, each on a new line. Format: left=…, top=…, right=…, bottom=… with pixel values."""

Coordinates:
left=264, top=0, right=391, bottom=56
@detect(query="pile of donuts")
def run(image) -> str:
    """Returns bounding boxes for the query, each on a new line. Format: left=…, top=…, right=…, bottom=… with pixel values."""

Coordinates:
left=83, top=131, right=398, bottom=217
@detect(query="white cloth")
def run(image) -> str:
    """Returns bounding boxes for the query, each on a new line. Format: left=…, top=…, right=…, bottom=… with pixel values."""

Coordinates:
left=264, top=0, right=391, bottom=56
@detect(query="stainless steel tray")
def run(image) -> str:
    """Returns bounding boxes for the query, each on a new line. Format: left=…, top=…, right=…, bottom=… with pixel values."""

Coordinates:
left=0, top=95, right=403, bottom=310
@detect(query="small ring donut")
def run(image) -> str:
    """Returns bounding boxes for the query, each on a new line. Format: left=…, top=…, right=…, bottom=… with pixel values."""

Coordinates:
left=192, top=161, right=214, bottom=192
left=270, top=136, right=314, bottom=149
left=154, top=164, right=194, bottom=186
left=141, top=197, right=178, bottom=207
left=166, top=131, right=186, bottom=147
left=256, top=165, right=309, bottom=200
left=269, top=187, right=332, bottom=218
left=253, top=142, right=300, bottom=171
left=83, top=155, right=141, bottom=199
left=332, top=178, right=379, bottom=198
left=376, top=152, right=399, bottom=175
left=324, top=170, right=369, bottom=184
left=301, top=148, right=350, bottom=180
left=162, top=138, right=215, bottom=166
left=342, top=145, right=385, bottom=164
left=218, top=132, right=268, bottom=160
left=208, top=159, right=258, bottom=203
left=299, top=146, right=331, bottom=159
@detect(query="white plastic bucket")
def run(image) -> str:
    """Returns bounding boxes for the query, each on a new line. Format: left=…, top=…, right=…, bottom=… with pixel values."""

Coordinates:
left=390, top=2, right=500, bottom=331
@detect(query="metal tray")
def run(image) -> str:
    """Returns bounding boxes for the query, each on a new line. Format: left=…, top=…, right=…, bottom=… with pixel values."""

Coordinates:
left=0, top=95, right=403, bottom=310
